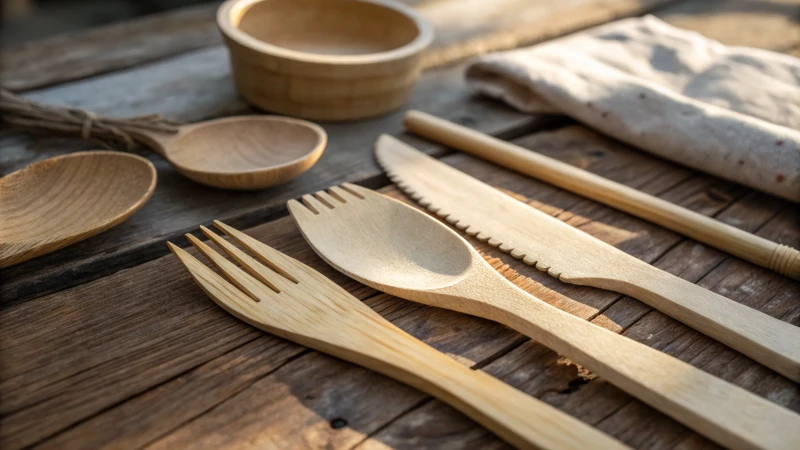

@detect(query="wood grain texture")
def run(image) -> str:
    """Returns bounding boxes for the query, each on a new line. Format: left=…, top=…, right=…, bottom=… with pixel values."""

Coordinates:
left=0, top=60, right=547, bottom=304
left=138, top=115, right=327, bottom=189
left=172, top=222, right=627, bottom=450
left=404, top=111, right=800, bottom=280
left=219, top=0, right=433, bottom=120
left=0, top=0, right=677, bottom=92
left=289, top=181, right=800, bottom=450
left=5, top=125, right=798, bottom=450
left=0, top=2, right=222, bottom=92
left=0, top=151, right=156, bottom=268
left=2, top=1, right=799, bottom=448
left=2, top=0, right=789, bottom=305
left=375, top=135, right=800, bottom=384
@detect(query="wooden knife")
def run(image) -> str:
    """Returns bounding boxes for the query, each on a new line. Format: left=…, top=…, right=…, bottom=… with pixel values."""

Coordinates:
left=375, top=134, right=800, bottom=382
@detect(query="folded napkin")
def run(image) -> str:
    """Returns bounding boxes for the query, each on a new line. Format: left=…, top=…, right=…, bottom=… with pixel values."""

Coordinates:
left=466, top=16, right=800, bottom=202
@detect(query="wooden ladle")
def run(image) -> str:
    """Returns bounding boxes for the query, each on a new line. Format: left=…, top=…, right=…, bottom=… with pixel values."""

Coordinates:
left=0, top=151, right=156, bottom=268
left=130, top=115, right=327, bottom=190
left=0, top=89, right=327, bottom=190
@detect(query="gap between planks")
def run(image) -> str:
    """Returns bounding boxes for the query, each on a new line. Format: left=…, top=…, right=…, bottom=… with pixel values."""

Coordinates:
left=30, top=129, right=796, bottom=449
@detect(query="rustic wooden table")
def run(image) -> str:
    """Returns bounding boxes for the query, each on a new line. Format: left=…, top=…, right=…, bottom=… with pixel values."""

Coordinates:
left=1, top=0, right=798, bottom=448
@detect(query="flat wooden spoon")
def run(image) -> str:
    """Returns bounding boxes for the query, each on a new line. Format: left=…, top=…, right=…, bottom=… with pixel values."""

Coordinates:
left=0, top=151, right=156, bottom=268
left=131, top=115, right=326, bottom=190
left=290, top=183, right=800, bottom=450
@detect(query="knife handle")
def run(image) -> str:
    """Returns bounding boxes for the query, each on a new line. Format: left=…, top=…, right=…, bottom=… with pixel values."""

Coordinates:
left=403, top=110, right=800, bottom=281
left=472, top=279, right=800, bottom=450
left=606, top=259, right=800, bottom=382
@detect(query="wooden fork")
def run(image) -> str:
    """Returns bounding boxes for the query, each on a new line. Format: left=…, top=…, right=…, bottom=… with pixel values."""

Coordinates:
left=288, top=183, right=800, bottom=450
left=168, top=221, right=629, bottom=450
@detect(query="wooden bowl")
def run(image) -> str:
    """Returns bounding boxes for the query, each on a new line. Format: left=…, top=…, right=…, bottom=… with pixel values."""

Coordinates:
left=217, top=0, right=433, bottom=121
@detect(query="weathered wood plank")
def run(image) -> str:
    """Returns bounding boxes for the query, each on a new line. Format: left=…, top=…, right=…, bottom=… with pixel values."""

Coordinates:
left=0, top=2, right=221, bottom=92
left=0, top=59, right=547, bottom=304
left=0, top=0, right=677, bottom=92
left=353, top=184, right=797, bottom=450
left=9, top=124, right=796, bottom=450
left=659, top=0, right=800, bottom=49
left=3, top=0, right=793, bottom=305
left=133, top=129, right=798, bottom=450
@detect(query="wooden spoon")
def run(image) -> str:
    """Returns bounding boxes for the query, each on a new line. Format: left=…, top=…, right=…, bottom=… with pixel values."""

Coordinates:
left=131, top=116, right=326, bottom=190
left=0, top=151, right=156, bottom=268
left=0, top=89, right=326, bottom=190
left=289, top=183, right=800, bottom=450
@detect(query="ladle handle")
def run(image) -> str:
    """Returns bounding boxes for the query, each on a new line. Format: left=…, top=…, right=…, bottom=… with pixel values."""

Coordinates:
left=0, top=87, right=181, bottom=151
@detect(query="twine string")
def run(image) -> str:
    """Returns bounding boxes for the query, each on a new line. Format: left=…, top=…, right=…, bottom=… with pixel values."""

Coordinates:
left=0, top=88, right=182, bottom=150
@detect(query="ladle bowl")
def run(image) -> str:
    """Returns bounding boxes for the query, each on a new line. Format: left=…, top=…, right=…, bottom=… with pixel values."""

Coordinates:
left=134, top=115, right=327, bottom=190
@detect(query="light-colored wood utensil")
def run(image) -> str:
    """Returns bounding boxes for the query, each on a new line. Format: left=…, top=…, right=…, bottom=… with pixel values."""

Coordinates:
left=169, top=221, right=628, bottom=450
left=131, top=115, right=326, bottom=190
left=218, top=0, right=433, bottom=121
left=1, top=89, right=326, bottom=190
left=289, top=183, right=800, bottom=450
left=0, top=151, right=156, bottom=268
left=375, top=135, right=800, bottom=382
left=404, top=110, right=800, bottom=280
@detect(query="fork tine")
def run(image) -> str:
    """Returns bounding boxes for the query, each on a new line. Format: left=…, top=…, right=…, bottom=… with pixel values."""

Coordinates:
left=301, top=194, right=328, bottom=214
left=287, top=199, right=317, bottom=221
left=200, top=226, right=283, bottom=293
left=167, top=242, right=262, bottom=317
left=340, top=183, right=369, bottom=199
left=313, top=190, right=340, bottom=209
left=186, top=234, right=278, bottom=302
left=327, top=186, right=350, bottom=203
left=212, top=220, right=300, bottom=283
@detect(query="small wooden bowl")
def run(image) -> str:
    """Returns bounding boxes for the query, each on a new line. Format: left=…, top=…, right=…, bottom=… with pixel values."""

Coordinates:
left=217, top=0, right=433, bottom=121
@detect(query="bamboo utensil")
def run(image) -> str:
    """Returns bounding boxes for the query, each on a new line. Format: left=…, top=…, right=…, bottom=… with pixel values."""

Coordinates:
left=288, top=183, right=800, bottom=450
left=0, top=151, right=156, bottom=268
left=217, top=0, right=433, bottom=121
left=168, top=221, right=628, bottom=450
left=1, top=89, right=327, bottom=190
left=130, top=115, right=326, bottom=190
left=375, top=135, right=800, bottom=382
left=403, top=110, right=800, bottom=280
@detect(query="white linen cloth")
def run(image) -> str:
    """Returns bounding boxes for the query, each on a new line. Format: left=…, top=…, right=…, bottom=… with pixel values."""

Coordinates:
left=465, top=16, right=800, bottom=202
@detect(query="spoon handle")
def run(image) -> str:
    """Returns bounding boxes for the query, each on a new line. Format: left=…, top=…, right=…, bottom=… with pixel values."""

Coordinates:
left=466, top=280, right=800, bottom=450
left=342, top=318, right=629, bottom=450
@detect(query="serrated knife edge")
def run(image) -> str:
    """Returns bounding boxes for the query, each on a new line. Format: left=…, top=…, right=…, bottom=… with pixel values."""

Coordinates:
left=375, top=134, right=629, bottom=284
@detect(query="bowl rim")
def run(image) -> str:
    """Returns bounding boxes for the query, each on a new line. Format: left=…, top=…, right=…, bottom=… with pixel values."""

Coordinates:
left=217, top=0, right=434, bottom=65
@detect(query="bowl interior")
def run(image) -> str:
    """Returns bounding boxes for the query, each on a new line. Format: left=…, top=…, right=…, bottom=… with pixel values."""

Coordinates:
left=232, top=0, right=421, bottom=56
left=167, top=117, right=325, bottom=174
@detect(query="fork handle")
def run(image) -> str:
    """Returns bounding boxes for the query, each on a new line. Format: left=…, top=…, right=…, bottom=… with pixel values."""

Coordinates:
left=475, top=282, right=800, bottom=450
left=336, top=324, right=628, bottom=450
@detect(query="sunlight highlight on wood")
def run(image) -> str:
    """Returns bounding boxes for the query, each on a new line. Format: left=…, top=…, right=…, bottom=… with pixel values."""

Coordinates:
left=217, top=0, right=433, bottom=121
left=375, top=135, right=800, bottom=382
left=404, top=110, right=800, bottom=280
left=169, top=222, right=628, bottom=450
left=290, top=182, right=800, bottom=450
left=0, top=151, right=155, bottom=268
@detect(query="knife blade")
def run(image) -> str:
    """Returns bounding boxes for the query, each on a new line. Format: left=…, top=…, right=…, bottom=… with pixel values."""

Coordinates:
left=375, top=134, right=627, bottom=285
left=375, top=133, right=800, bottom=381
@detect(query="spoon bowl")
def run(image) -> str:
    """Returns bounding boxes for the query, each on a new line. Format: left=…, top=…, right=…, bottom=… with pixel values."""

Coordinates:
left=0, top=151, right=156, bottom=268
left=137, top=115, right=326, bottom=190
left=289, top=183, right=477, bottom=293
